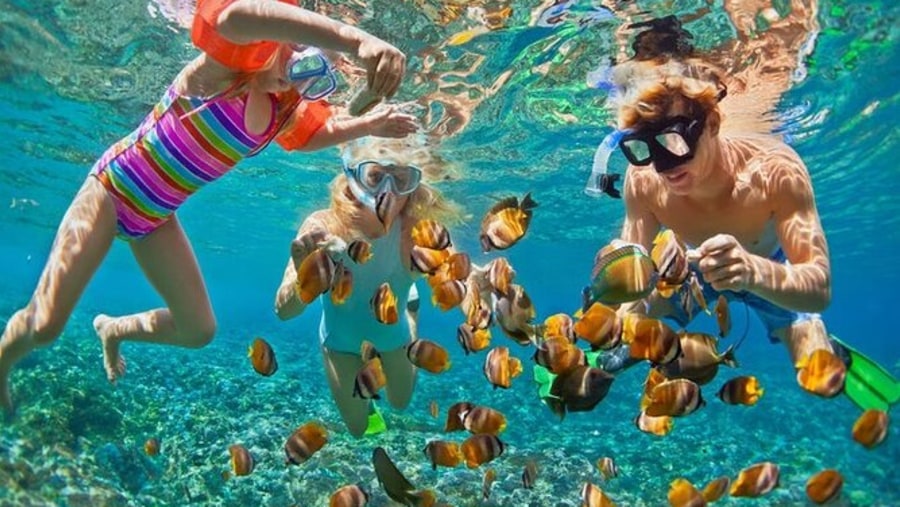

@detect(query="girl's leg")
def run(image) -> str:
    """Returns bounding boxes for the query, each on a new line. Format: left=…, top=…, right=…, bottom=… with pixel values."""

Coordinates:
left=381, top=345, right=416, bottom=410
left=321, top=346, right=369, bottom=438
left=0, top=177, right=117, bottom=411
left=93, top=215, right=216, bottom=382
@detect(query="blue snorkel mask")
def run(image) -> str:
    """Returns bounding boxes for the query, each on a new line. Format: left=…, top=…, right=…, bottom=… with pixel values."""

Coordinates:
left=343, top=159, right=423, bottom=210
left=584, top=128, right=630, bottom=199
left=285, top=46, right=338, bottom=100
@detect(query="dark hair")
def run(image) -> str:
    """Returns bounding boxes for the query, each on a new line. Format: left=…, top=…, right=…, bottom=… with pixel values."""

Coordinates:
left=629, top=15, right=695, bottom=62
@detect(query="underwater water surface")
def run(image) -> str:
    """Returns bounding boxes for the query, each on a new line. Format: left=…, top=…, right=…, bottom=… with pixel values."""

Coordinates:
left=1, top=0, right=898, bottom=505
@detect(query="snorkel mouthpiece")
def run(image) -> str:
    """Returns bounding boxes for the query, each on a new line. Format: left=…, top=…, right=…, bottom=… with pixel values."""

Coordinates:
left=584, top=129, right=630, bottom=199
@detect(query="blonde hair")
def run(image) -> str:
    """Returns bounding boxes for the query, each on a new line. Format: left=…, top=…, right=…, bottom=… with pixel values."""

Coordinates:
left=611, top=59, right=726, bottom=132
left=328, top=135, right=464, bottom=237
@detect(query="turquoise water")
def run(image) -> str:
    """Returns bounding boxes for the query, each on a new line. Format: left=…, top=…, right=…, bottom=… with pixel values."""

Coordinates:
left=1, top=0, right=898, bottom=505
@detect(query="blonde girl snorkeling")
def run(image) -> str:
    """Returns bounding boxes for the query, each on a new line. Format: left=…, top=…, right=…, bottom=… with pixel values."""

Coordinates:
left=0, top=0, right=419, bottom=413
left=274, top=134, right=460, bottom=437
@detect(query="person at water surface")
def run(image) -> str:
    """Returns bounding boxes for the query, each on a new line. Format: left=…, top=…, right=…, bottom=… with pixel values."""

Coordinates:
left=0, top=0, right=418, bottom=414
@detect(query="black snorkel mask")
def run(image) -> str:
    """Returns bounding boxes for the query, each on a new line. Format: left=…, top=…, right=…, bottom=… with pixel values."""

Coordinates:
left=619, top=115, right=706, bottom=173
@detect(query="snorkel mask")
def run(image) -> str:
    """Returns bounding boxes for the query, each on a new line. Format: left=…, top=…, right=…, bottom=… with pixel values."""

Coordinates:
left=343, top=159, right=423, bottom=210
left=284, top=46, right=338, bottom=100
left=619, top=115, right=706, bottom=173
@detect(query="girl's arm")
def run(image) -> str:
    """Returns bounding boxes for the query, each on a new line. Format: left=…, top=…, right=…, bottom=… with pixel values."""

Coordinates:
left=299, top=105, right=418, bottom=151
left=274, top=211, right=333, bottom=320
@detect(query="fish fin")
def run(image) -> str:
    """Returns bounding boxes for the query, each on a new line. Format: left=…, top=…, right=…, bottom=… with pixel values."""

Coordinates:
left=520, top=192, right=539, bottom=210
left=721, top=344, right=739, bottom=368
left=488, top=196, right=520, bottom=215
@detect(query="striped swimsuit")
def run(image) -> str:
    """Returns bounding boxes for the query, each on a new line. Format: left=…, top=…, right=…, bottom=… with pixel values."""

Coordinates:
left=91, top=86, right=278, bottom=240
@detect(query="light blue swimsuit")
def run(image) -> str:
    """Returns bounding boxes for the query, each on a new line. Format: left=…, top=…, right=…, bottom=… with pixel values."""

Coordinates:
left=319, top=222, right=418, bottom=354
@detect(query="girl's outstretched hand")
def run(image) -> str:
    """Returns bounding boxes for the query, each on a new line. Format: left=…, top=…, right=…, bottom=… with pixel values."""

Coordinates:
left=356, top=35, right=406, bottom=98
left=291, top=230, right=346, bottom=269
left=366, top=105, right=419, bottom=138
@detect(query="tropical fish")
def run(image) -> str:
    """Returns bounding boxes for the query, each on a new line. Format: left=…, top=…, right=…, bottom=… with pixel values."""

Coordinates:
left=494, top=283, right=537, bottom=345
left=406, top=339, right=452, bottom=374
left=431, top=279, right=467, bottom=311
left=658, top=332, right=736, bottom=385
left=522, top=459, right=539, bottom=489
left=714, top=295, right=730, bottom=337
left=295, top=247, right=336, bottom=303
left=681, top=273, right=710, bottom=316
left=730, top=462, right=779, bottom=498
left=540, top=313, right=576, bottom=342
left=806, top=469, right=843, bottom=505
left=372, top=447, right=434, bottom=506
left=360, top=340, right=380, bottom=362
left=347, top=239, right=373, bottom=264
left=852, top=409, right=888, bottom=449
left=650, top=229, right=690, bottom=297
left=645, top=378, right=704, bottom=417
left=533, top=336, right=585, bottom=375
left=284, top=422, right=328, bottom=466
left=588, top=242, right=657, bottom=305
left=582, top=482, right=617, bottom=507
left=374, top=191, right=396, bottom=229
left=574, top=302, right=621, bottom=351
left=228, top=444, right=254, bottom=477
left=457, top=323, right=492, bottom=355
left=423, top=440, right=463, bottom=469
left=640, top=368, right=669, bottom=410
left=354, top=357, right=387, bottom=399
left=667, top=478, right=705, bottom=507
left=550, top=365, right=615, bottom=413
left=717, top=375, right=764, bottom=406
left=480, top=193, right=538, bottom=251
left=444, top=252, right=472, bottom=280
left=330, top=261, right=353, bottom=305
left=701, top=476, right=730, bottom=503
left=411, top=219, right=451, bottom=250
left=483, top=346, right=523, bottom=389
left=487, top=257, right=516, bottom=295
left=453, top=403, right=507, bottom=435
left=429, top=400, right=439, bottom=419
left=248, top=337, right=278, bottom=376
left=622, top=314, right=681, bottom=365
left=444, top=401, right=471, bottom=432
left=411, top=245, right=450, bottom=274
left=482, top=468, right=497, bottom=500
left=461, top=434, right=505, bottom=468
left=144, top=437, right=160, bottom=456
left=371, top=282, right=399, bottom=325
left=795, top=349, right=846, bottom=397
left=634, top=410, right=674, bottom=437
left=596, top=457, right=618, bottom=480
left=461, top=280, right=492, bottom=330
left=329, top=484, right=369, bottom=507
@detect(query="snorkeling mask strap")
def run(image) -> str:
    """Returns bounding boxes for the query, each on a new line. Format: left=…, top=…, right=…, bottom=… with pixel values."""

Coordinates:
left=584, top=128, right=631, bottom=199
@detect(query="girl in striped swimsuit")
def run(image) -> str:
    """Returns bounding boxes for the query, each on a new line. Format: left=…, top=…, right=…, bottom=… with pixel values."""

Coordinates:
left=0, top=0, right=417, bottom=413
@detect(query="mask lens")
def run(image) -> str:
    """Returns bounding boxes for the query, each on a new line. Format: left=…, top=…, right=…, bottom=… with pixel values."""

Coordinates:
left=657, top=132, right=691, bottom=156
left=359, top=163, right=387, bottom=192
left=621, top=139, right=652, bottom=165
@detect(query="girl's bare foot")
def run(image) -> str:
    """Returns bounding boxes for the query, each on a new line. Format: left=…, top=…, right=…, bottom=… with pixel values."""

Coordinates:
left=94, top=314, right=126, bottom=383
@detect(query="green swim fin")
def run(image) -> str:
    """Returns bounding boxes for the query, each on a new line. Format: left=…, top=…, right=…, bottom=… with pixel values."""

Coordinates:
left=533, top=351, right=605, bottom=400
left=364, top=401, right=387, bottom=436
left=832, top=335, right=900, bottom=412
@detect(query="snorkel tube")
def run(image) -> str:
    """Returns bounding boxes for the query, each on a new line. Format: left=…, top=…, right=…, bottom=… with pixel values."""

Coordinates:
left=584, top=129, right=630, bottom=199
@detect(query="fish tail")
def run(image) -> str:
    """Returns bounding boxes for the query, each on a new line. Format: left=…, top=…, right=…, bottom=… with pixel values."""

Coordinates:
left=520, top=192, right=539, bottom=210
left=722, top=344, right=739, bottom=368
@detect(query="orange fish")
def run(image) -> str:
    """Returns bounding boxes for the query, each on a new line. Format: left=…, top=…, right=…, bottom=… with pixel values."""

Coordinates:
left=461, top=434, right=504, bottom=468
left=659, top=332, right=736, bottom=385
left=588, top=242, right=657, bottom=305
left=540, top=313, right=576, bottom=342
left=374, top=191, right=396, bottom=229
left=329, top=484, right=369, bottom=507
left=634, top=410, right=674, bottom=437
left=431, top=279, right=467, bottom=311
left=795, top=349, right=846, bottom=397
left=730, top=462, right=779, bottom=498
left=461, top=280, right=492, bottom=330
left=371, top=283, right=399, bottom=325
left=550, top=366, right=615, bottom=414
left=483, top=346, right=523, bottom=389
left=852, top=409, right=888, bottom=449
left=495, top=284, right=537, bottom=345
left=717, top=375, right=764, bottom=406
left=701, top=476, right=730, bottom=503
left=482, top=468, right=497, bottom=500
left=411, top=245, right=450, bottom=274
left=411, top=219, right=451, bottom=250
left=533, top=337, right=585, bottom=375
left=444, top=401, right=472, bottom=432
left=354, top=357, right=387, bottom=399
left=423, top=440, right=463, bottom=469
left=574, top=302, right=621, bottom=351
left=360, top=340, right=381, bottom=362
left=347, top=239, right=373, bottom=264
left=641, top=368, right=669, bottom=410
left=522, top=459, right=539, bottom=489
left=645, top=378, right=704, bottom=417
left=284, top=422, right=328, bottom=465
left=714, top=295, right=730, bottom=337
left=296, top=248, right=336, bottom=303
left=622, top=314, right=681, bottom=365
left=330, top=261, right=354, bottom=305
left=429, top=400, right=439, bottom=419
left=144, top=437, right=160, bottom=456
left=459, top=404, right=507, bottom=435
left=650, top=229, right=690, bottom=296
left=487, top=257, right=515, bottom=295
left=248, top=337, right=278, bottom=376
left=228, top=444, right=254, bottom=477
left=582, top=482, right=617, bottom=507
left=480, top=193, right=538, bottom=251
left=457, top=323, right=492, bottom=355
left=406, top=339, right=452, bottom=374
left=596, top=457, right=618, bottom=480
left=667, top=478, right=705, bottom=507
left=806, top=469, right=843, bottom=505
